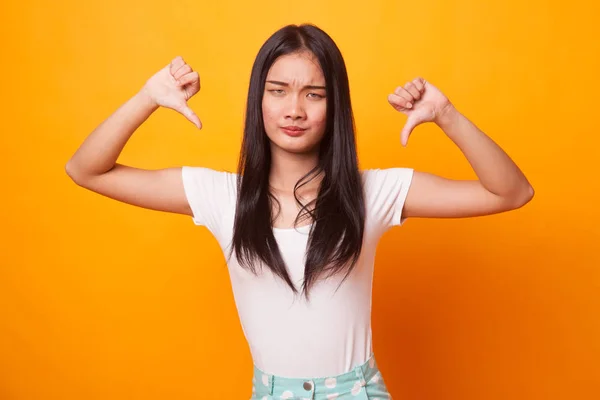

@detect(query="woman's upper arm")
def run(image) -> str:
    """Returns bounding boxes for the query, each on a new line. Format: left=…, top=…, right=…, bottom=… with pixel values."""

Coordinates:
left=402, top=170, right=530, bottom=219
left=67, top=163, right=193, bottom=216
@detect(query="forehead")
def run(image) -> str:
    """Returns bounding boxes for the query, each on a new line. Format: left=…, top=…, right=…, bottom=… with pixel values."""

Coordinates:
left=266, top=52, right=325, bottom=84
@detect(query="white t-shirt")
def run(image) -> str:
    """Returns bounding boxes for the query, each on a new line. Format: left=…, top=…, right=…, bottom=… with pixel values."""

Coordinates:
left=181, top=166, right=414, bottom=378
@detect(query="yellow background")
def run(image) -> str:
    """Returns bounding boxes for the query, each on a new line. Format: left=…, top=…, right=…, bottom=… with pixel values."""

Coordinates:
left=1, top=0, right=599, bottom=398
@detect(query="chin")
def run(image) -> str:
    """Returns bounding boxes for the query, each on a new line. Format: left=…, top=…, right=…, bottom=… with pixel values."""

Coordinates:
left=265, top=128, right=318, bottom=153
left=270, top=136, right=320, bottom=155
left=275, top=143, right=318, bottom=155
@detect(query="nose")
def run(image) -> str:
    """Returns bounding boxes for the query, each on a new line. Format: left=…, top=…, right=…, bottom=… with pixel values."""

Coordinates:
left=285, top=95, right=306, bottom=120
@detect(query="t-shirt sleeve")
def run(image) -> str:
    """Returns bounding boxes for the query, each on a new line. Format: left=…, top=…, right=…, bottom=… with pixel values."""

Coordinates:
left=363, top=167, right=414, bottom=229
left=181, top=166, right=236, bottom=235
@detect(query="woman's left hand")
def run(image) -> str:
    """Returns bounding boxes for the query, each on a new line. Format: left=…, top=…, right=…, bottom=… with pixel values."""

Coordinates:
left=387, top=77, right=454, bottom=146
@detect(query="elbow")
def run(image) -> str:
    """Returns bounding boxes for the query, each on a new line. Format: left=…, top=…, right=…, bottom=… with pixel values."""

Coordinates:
left=65, top=160, right=83, bottom=186
left=527, top=184, right=535, bottom=201
left=65, top=160, right=76, bottom=180
left=513, top=185, right=535, bottom=209
left=65, top=160, right=109, bottom=187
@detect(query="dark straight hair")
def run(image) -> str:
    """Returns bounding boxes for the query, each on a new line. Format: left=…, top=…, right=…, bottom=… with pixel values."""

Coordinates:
left=226, top=23, right=365, bottom=300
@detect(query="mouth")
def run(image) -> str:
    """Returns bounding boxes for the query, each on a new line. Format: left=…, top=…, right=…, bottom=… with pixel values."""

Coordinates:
left=281, top=126, right=307, bottom=137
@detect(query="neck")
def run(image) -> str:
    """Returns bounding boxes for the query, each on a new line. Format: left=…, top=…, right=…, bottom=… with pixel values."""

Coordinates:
left=268, top=147, right=323, bottom=193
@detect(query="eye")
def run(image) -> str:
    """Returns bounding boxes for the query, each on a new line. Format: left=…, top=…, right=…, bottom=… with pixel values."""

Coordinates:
left=308, top=93, right=324, bottom=99
left=269, top=89, right=284, bottom=95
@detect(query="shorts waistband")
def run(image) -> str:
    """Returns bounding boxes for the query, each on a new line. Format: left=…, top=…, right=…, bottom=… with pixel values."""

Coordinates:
left=252, top=353, right=381, bottom=398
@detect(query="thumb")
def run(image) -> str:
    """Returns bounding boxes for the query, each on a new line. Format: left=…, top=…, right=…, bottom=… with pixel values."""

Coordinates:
left=179, top=104, right=202, bottom=129
left=400, top=116, right=419, bottom=147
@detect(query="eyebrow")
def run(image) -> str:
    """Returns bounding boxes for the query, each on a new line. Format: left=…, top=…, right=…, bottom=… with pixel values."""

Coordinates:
left=266, top=80, right=326, bottom=90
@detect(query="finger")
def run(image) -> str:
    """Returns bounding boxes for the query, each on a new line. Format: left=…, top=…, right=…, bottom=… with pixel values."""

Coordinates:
left=388, top=93, right=413, bottom=109
left=393, top=87, right=414, bottom=107
left=412, top=77, right=426, bottom=92
left=173, top=64, right=192, bottom=81
left=180, top=105, right=202, bottom=129
left=176, top=71, right=200, bottom=88
left=394, top=86, right=413, bottom=100
left=404, top=82, right=421, bottom=100
left=170, top=56, right=185, bottom=76
left=400, top=117, right=418, bottom=147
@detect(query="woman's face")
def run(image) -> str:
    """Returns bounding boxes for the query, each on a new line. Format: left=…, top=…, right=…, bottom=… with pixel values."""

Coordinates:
left=262, top=51, right=327, bottom=155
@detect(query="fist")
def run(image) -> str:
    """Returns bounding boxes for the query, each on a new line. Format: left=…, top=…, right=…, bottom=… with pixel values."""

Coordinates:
left=388, top=77, right=452, bottom=146
left=141, top=56, right=202, bottom=129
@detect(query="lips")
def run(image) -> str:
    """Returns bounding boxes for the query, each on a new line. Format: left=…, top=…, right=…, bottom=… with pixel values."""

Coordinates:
left=281, top=126, right=307, bottom=137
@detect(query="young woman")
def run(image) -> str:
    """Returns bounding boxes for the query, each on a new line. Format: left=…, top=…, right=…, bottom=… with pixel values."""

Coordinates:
left=66, top=23, right=534, bottom=400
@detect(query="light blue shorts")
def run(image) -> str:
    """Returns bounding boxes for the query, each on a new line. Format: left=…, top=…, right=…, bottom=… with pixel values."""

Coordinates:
left=250, top=353, right=392, bottom=399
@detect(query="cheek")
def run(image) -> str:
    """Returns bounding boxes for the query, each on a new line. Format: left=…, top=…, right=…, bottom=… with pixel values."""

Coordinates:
left=309, top=105, right=327, bottom=130
left=262, top=99, right=281, bottom=126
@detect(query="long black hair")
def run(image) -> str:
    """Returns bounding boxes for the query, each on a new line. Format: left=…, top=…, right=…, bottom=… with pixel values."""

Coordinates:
left=226, top=23, right=365, bottom=300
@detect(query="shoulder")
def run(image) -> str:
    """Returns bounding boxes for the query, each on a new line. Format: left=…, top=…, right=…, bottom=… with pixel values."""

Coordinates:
left=182, top=166, right=238, bottom=193
left=182, top=166, right=237, bottom=180
left=359, top=167, right=415, bottom=228
left=360, top=167, right=414, bottom=191
left=180, top=166, right=238, bottom=228
left=181, top=166, right=237, bottom=206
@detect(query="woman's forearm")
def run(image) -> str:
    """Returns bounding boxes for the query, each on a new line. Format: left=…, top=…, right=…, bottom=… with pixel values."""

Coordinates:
left=66, top=89, right=159, bottom=180
left=436, top=106, right=534, bottom=201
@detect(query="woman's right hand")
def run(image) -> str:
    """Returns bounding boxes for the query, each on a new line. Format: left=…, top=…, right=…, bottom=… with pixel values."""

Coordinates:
left=140, top=56, right=202, bottom=129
